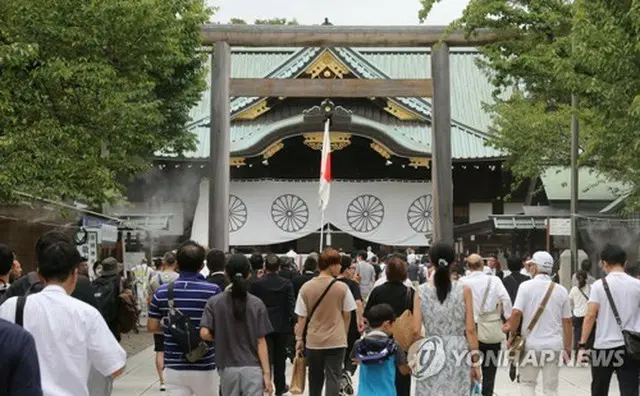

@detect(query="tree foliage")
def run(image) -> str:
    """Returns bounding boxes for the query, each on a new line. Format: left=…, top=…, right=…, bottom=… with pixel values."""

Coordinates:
left=0, top=0, right=210, bottom=206
left=419, top=0, right=640, bottom=203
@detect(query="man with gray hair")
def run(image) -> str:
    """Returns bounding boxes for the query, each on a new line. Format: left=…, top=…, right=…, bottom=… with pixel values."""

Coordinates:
left=147, top=251, right=179, bottom=392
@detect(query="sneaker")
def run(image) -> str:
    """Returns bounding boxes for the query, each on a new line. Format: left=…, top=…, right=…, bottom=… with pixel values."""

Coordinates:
left=160, top=383, right=166, bottom=392
left=340, top=371, right=354, bottom=396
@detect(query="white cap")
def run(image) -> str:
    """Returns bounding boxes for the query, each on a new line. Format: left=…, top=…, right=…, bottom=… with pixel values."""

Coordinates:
left=527, top=251, right=554, bottom=274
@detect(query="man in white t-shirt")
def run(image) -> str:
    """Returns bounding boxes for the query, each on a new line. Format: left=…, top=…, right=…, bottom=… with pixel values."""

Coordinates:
left=509, top=251, right=571, bottom=396
left=0, top=239, right=126, bottom=396
left=461, top=254, right=512, bottom=396
left=578, top=244, right=640, bottom=396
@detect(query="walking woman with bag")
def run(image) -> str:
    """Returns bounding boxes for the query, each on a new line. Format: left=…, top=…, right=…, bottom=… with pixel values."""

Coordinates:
left=568, top=270, right=594, bottom=350
left=365, top=255, right=422, bottom=396
left=294, top=248, right=357, bottom=396
left=415, top=243, right=481, bottom=395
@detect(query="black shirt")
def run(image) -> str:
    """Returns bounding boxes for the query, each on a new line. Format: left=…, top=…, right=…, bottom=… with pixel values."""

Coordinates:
left=249, top=273, right=295, bottom=334
left=337, top=277, right=361, bottom=338
left=365, top=281, right=414, bottom=319
left=0, top=318, right=42, bottom=396
left=0, top=273, right=42, bottom=306
left=206, top=272, right=230, bottom=291
left=0, top=272, right=98, bottom=308
left=292, top=272, right=316, bottom=299
left=71, top=275, right=98, bottom=308
left=502, top=272, right=530, bottom=303
left=279, top=268, right=296, bottom=281
left=0, top=280, right=9, bottom=298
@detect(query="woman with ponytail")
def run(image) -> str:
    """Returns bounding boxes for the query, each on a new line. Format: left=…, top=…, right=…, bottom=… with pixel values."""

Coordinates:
left=568, top=269, right=594, bottom=349
left=415, top=243, right=481, bottom=395
left=200, top=254, right=273, bottom=395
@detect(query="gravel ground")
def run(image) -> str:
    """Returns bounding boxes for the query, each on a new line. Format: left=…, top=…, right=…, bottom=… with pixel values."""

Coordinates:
left=120, top=325, right=154, bottom=357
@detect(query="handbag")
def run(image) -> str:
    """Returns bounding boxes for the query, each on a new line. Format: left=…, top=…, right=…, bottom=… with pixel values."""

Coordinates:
left=508, top=282, right=555, bottom=362
left=289, top=352, right=306, bottom=394
left=477, top=277, right=504, bottom=344
left=602, top=278, right=640, bottom=360
left=392, top=286, right=421, bottom=351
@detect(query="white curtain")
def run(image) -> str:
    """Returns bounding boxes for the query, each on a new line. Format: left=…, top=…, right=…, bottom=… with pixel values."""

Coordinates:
left=191, top=179, right=433, bottom=247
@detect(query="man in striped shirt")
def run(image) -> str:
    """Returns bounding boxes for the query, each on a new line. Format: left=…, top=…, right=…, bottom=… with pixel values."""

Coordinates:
left=148, top=241, right=222, bottom=395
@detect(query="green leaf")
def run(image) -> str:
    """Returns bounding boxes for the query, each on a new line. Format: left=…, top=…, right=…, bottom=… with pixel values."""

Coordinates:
left=418, top=0, right=640, bottom=207
left=0, top=0, right=210, bottom=206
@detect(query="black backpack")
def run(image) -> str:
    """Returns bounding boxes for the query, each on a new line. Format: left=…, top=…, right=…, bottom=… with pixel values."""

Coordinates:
left=163, top=282, right=209, bottom=363
left=92, top=276, right=119, bottom=322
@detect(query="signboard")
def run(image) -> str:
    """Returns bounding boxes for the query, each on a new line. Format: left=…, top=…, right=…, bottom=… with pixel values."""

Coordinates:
left=124, top=252, right=147, bottom=272
left=101, top=224, right=119, bottom=243
left=549, top=218, right=571, bottom=236
left=77, top=230, right=99, bottom=279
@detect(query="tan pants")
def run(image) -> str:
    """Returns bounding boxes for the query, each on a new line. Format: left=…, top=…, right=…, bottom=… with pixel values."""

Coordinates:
left=165, top=368, right=219, bottom=396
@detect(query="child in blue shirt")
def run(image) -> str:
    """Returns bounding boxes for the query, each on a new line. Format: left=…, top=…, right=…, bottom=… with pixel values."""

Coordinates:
left=350, top=303, right=411, bottom=396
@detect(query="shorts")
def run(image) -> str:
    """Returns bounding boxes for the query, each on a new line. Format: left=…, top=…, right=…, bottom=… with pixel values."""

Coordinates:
left=154, top=333, right=165, bottom=352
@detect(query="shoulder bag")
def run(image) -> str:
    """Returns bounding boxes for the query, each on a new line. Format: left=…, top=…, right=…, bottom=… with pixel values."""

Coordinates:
left=291, top=279, right=337, bottom=395
left=302, top=279, right=338, bottom=345
left=602, top=278, right=640, bottom=359
left=579, top=287, right=589, bottom=301
left=392, top=286, right=421, bottom=351
left=508, top=281, right=555, bottom=362
left=478, top=277, right=504, bottom=344
left=165, top=283, right=208, bottom=363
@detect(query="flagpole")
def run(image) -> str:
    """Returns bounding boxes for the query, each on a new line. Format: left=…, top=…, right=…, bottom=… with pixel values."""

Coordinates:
left=319, top=117, right=330, bottom=253
left=319, top=209, right=325, bottom=252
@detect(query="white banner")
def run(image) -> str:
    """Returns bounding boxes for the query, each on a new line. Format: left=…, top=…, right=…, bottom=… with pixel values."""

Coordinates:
left=191, top=179, right=433, bottom=248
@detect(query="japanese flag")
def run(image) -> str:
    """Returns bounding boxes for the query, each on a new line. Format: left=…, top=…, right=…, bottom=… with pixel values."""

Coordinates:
left=319, top=119, right=331, bottom=211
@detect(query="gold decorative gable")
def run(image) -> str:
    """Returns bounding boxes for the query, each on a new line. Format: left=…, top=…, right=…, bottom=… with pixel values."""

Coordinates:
left=230, top=157, right=246, bottom=167
left=304, top=51, right=351, bottom=79
left=409, top=157, right=430, bottom=168
left=303, top=132, right=352, bottom=151
left=233, top=99, right=270, bottom=120
left=231, top=49, right=423, bottom=121
left=370, top=142, right=391, bottom=159
left=262, top=141, right=284, bottom=159
left=384, top=101, right=421, bottom=121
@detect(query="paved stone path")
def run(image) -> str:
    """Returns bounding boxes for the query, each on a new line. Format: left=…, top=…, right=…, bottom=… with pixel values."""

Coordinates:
left=113, top=346, right=620, bottom=395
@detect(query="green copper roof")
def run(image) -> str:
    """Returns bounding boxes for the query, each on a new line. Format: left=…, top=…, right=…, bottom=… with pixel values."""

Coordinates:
left=166, top=47, right=502, bottom=160
left=180, top=105, right=502, bottom=160
left=541, top=167, right=630, bottom=201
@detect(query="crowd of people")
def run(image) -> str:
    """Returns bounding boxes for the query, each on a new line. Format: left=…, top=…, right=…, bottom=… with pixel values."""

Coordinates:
left=0, top=231, right=127, bottom=396
left=0, top=230, right=639, bottom=396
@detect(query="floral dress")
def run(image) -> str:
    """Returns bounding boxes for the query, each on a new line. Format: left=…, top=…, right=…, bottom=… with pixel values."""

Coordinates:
left=416, top=281, right=471, bottom=395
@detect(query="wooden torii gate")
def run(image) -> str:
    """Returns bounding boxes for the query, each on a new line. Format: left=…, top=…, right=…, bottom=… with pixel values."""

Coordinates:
left=200, top=25, right=497, bottom=251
